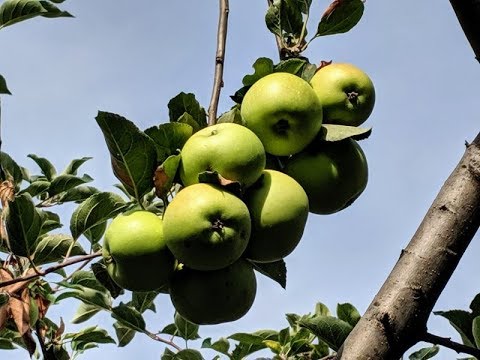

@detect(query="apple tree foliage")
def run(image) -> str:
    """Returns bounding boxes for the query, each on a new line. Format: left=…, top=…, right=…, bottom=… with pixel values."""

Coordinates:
left=0, top=0, right=477, bottom=359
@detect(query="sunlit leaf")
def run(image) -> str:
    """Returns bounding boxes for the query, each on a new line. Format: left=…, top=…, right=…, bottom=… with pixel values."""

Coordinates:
left=298, top=315, right=353, bottom=351
left=320, top=124, right=372, bottom=142
left=242, top=57, right=274, bottom=87
left=336, top=303, right=361, bottom=327
left=71, top=303, right=101, bottom=324
left=315, top=0, right=364, bottom=37
left=33, top=234, right=86, bottom=265
left=48, top=174, right=93, bottom=197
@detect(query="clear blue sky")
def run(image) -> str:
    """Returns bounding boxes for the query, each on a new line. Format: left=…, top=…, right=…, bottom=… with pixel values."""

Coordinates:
left=1, top=1, right=479, bottom=359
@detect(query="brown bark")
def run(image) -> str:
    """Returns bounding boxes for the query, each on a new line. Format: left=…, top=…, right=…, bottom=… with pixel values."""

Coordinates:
left=450, top=0, right=480, bottom=62
left=338, top=135, right=480, bottom=359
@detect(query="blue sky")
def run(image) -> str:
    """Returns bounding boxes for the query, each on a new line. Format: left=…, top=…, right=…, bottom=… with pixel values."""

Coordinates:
left=1, top=1, right=479, bottom=359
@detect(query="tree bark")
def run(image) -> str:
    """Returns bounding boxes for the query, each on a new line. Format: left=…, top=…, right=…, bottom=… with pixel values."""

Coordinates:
left=338, top=134, right=480, bottom=359
left=450, top=0, right=480, bottom=62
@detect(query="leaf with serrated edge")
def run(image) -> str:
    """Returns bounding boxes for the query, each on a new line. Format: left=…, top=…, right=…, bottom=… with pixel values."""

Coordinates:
left=336, top=303, right=361, bottom=327
left=168, top=92, right=207, bottom=129
left=298, top=315, right=353, bottom=351
left=408, top=345, right=440, bottom=360
left=0, top=75, right=11, bottom=94
left=111, top=303, right=145, bottom=332
left=70, top=192, right=126, bottom=240
left=145, top=122, right=193, bottom=163
left=320, top=124, right=372, bottom=142
left=250, top=259, right=286, bottom=289
left=315, top=0, right=364, bottom=37
left=96, top=111, right=157, bottom=201
left=33, top=234, right=86, bottom=265
left=242, top=58, right=274, bottom=87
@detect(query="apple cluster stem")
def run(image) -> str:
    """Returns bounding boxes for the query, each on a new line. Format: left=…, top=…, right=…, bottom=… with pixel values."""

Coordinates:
left=208, top=0, right=229, bottom=125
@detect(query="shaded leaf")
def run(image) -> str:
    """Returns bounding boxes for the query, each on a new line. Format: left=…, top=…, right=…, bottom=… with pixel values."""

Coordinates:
left=70, top=192, right=126, bottom=240
left=174, top=312, right=200, bottom=341
left=229, top=330, right=278, bottom=345
left=91, top=262, right=124, bottom=299
left=5, top=193, right=43, bottom=257
left=201, top=337, right=230, bottom=355
left=111, top=303, right=145, bottom=332
left=0, top=75, right=11, bottom=94
left=71, top=302, right=101, bottom=324
left=57, top=186, right=99, bottom=204
left=48, top=174, right=93, bottom=196
left=0, top=0, right=47, bottom=29
left=96, top=111, right=157, bottom=201
left=145, top=122, right=193, bottom=163
left=198, top=171, right=242, bottom=196
left=20, top=180, right=50, bottom=197
left=160, top=323, right=177, bottom=336
left=265, top=0, right=304, bottom=40
left=113, top=321, right=136, bottom=347
left=131, top=291, right=158, bottom=313
left=38, top=1, right=73, bottom=18
left=242, top=57, right=274, bottom=87
left=55, top=285, right=111, bottom=310
left=0, top=180, right=15, bottom=206
left=83, top=221, right=107, bottom=244
left=434, top=310, right=474, bottom=347
left=153, top=153, right=181, bottom=200
left=171, top=349, right=204, bottom=360
left=27, top=154, right=56, bottom=181
left=408, top=345, right=440, bottom=360
left=470, top=293, right=480, bottom=316
left=319, top=124, right=372, bottom=142
left=0, top=152, right=23, bottom=185
left=250, top=259, right=286, bottom=289
left=168, top=92, right=207, bottom=130
left=62, top=157, right=92, bottom=176
left=316, top=0, right=364, bottom=37
left=33, top=234, right=86, bottom=265
left=217, top=106, right=244, bottom=125
left=473, top=316, right=480, bottom=348
left=298, top=315, right=353, bottom=351
left=38, top=209, right=62, bottom=234
left=68, top=326, right=115, bottom=352
left=336, top=303, right=361, bottom=327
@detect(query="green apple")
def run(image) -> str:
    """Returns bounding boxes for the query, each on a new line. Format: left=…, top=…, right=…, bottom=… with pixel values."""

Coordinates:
left=310, top=63, right=375, bottom=127
left=163, top=183, right=251, bottom=271
left=244, top=170, right=309, bottom=263
left=284, top=138, right=368, bottom=215
left=241, top=72, right=323, bottom=156
left=102, top=211, right=175, bottom=291
left=179, top=123, right=266, bottom=188
left=170, top=259, right=257, bottom=325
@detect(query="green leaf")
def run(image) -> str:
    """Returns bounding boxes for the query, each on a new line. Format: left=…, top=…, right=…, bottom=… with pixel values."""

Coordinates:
left=91, top=262, right=124, bottom=299
left=70, top=191, right=126, bottom=240
left=48, top=174, right=93, bottom=197
left=228, top=330, right=278, bottom=345
left=96, top=111, right=157, bottom=201
left=336, top=303, right=361, bottom=327
left=274, top=58, right=317, bottom=82
left=56, top=285, right=111, bottom=310
left=320, top=124, right=372, bottom=142
left=473, top=316, right=480, bottom=348
left=201, top=337, right=230, bottom=356
left=217, top=106, right=244, bottom=125
left=83, top=221, right=107, bottom=244
left=33, top=234, right=86, bottom=265
left=27, top=154, right=56, bottom=181
left=263, top=339, right=282, bottom=354
left=68, top=326, right=115, bottom=352
left=265, top=0, right=304, bottom=40
left=38, top=209, right=62, bottom=234
left=0, top=338, right=16, bottom=349
left=111, top=303, right=146, bottom=332
left=38, top=1, right=73, bottom=18
left=20, top=180, right=50, bottom=197
left=174, top=312, right=200, bottom=341
left=0, top=75, right=11, bottom=94
left=408, top=345, right=440, bottom=360
left=5, top=193, right=43, bottom=257
left=160, top=323, right=177, bottom=336
left=153, top=153, right=181, bottom=200
left=113, top=321, right=136, bottom=347
left=57, top=186, right=99, bottom=204
left=131, top=291, right=159, bottom=313
left=145, top=122, right=193, bottom=163
left=0, top=152, right=22, bottom=184
left=62, top=157, right=92, bottom=176
left=315, top=0, right=364, bottom=37
left=242, top=57, right=274, bottom=87
left=298, top=315, right=353, bottom=351
left=250, top=259, right=287, bottom=289
left=470, top=293, right=480, bottom=316
left=170, top=349, right=204, bottom=360
left=168, top=92, right=207, bottom=130
left=0, top=0, right=47, bottom=29
left=434, top=310, right=475, bottom=347
left=71, top=303, right=101, bottom=324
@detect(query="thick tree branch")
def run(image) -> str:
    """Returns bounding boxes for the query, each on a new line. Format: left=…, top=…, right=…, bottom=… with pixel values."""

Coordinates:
left=450, top=0, right=480, bottom=62
left=208, top=0, right=229, bottom=125
left=337, top=133, right=480, bottom=359
left=0, top=252, right=102, bottom=288
left=422, top=331, right=480, bottom=358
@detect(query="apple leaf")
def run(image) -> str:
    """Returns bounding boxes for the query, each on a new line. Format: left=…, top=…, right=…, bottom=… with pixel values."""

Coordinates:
left=315, top=0, right=364, bottom=38
left=27, top=154, right=57, bottom=181
left=336, top=303, right=361, bottom=327
left=71, top=303, right=102, bottom=324
left=217, top=106, right=243, bottom=125
left=201, top=338, right=231, bottom=356
left=57, top=185, right=99, bottom=204
left=67, top=326, right=116, bottom=351
left=242, top=57, right=274, bottom=87
left=19, top=180, right=50, bottom=198
left=274, top=58, right=317, bottom=82
left=0, top=75, right=11, bottom=94
left=298, top=315, right=353, bottom=351
left=48, top=174, right=93, bottom=197
left=5, top=193, right=44, bottom=257
left=320, top=124, right=372, bottom=142
left=83, top=221, right=107, bottom=244
left=96, top=111, right=158, bottom=201
left=471, top=293, right=480, bottom=316
left=38, top=209, right=62, bottom=234
left=70, top=192, right=127, bottom=240
left=408, top=345, right=440, bottom=360
left=434, top=309, right=475, bottom=347
left=174, top=312, right=200, bottom=341
left=168, top=92, right=207, bottom=131
left=113, top=321, right=136, bottom=347
left=153, top=153, right=181, bottom=200
left=198, top=171, right=243, bottom=197
left=111, top=303, right=146, bottom=332
left=33, top=234, right=86, bottom=265
left=62, top=157, right=92, bottom=176
left=265, top=0, right=304, bottom=40
left=91, top=262, right=124, bottom=299
left=473, top=316, right=480, bottom=348
left=131, top=291, right=159, bottom=313
left=0, top=152, right=23, bottom=185
left=38, top=1, right=73, bottom=19
left=56, top=285, right=112, bottom=310
left=250, top=259, right=287, bottom=289
left=145, top=122, right=193, bottom=163
left=0, top=0, right=47, bottom=29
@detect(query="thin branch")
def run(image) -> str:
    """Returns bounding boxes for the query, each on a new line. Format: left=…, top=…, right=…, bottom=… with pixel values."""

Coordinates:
left=422, top=331, right=480, bottom=358
left=0, top=97, right=5, bottom=180
left=449, top=0, right=480, bottom=62
left=144, top=329, right=181, bottom=351
left=207, top=0, right=229, bottom=125
left=266, top=0, right=285, bottom=59
left=0, top=252, right=102, bottom=288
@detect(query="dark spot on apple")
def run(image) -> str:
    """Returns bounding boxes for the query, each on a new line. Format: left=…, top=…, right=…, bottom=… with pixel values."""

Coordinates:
left=274, top=119, right=290, bottom=135
left=210, top=129, right=218, bottom=136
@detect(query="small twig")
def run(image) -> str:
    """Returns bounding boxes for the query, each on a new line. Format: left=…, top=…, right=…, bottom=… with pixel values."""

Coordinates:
left=144, top=329, right=181, bottom=351
left=0, top=252, right=102, bottom=288
left=52, top=256, right=95, bottom=292
left=207, top=0, right=229, bottom=125
left=35, top=321, right=50, bottom=359
left=422, top=331, right=480, bottom=358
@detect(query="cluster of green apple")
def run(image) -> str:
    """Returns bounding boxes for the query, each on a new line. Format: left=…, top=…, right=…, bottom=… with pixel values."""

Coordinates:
left=102, top=62, right=375, bottom=325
